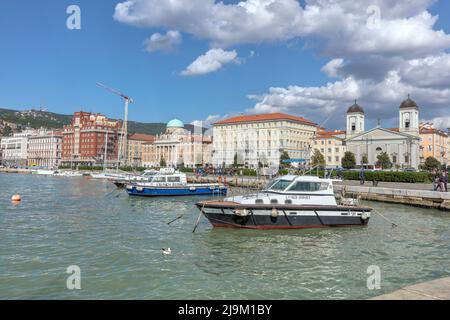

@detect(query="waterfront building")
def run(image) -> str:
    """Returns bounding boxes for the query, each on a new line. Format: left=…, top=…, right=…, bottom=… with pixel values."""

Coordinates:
left=142, top=119, right=212, bottom=168
left=313, top=130, right=347, bottom=168
left=0, top=129, right=36, bottom=167
left=419, top=123, right=449, bottom=166
left=27, top=129, right=63, bottom=168
left=212, top=113, right=317, bottom=169
left=345, top=97, right=421, bottom=169
left=126, top=133, right=155, bottom=167
left=61, top=112, right=121, bottom=167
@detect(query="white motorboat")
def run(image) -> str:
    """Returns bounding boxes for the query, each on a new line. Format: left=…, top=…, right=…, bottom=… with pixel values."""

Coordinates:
left=196, top=175, right=372, bottom=229
left=31, top=169, right=56, bottom=175
left=53, top=170, right=83, bottom=177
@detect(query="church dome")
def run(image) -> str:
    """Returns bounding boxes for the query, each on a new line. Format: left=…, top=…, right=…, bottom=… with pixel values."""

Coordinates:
left=167, top=118, right=184, bottom=128
left=346, top=101, right=365, bottom=114
left=400, top=96, right=419, bottom=110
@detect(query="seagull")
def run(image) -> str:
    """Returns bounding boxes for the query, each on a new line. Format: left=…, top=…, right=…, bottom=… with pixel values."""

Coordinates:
left=162, top=248, right=172, bottom=255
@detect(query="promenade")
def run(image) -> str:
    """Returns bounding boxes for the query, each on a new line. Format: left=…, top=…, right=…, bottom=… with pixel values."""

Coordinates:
left=372, top=277, right=450, bottom=300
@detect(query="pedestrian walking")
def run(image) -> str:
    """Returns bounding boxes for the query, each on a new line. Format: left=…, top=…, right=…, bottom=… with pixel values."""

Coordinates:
left=359, top=167, right=365, bottom=185
left=443, top=169, right=448, bottom=192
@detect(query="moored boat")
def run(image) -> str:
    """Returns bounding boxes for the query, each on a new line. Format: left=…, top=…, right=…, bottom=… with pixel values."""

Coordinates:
left=126, top=169, right=227, bottom=197
left=31, top=169, right=56, bottom=175
left=196, top=175, right=371, bottom=229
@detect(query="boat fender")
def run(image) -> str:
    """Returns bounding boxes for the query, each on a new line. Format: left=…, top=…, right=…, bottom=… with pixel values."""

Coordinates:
left=271, top=208, right=278, bottom=218
left=361, top=212, right=370, bottom=220
left=189, top=187, right=196, bottom=191
left=136, top=186, right=144, bottom=192
left=234, top=209, right=249, bottom=217
left=126, top=185, right=133, bottom=190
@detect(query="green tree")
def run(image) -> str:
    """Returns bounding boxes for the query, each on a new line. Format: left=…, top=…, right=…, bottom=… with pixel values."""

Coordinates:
left=423, top=156, right=441, bottom=172
left=160, top=157, right=166, bottom=167
left=376, top=152, right=392, bottom=169
left=279, top=151, right=290, bottom=167
left=2, top=125, right=12, bottom=137
left=311, top=149, right=326, bottom=168
left=341, top=151, right=356, bottom=169
left=361, top=154, right=368, bottom=164
left=233, top=153, right=239, bottom=168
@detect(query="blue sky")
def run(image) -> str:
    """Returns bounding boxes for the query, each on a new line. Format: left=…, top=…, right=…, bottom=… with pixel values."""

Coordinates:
left=1, top=0, right=450, bottom=130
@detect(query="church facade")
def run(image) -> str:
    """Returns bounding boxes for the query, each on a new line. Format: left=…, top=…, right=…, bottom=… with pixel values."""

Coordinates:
left=345, top=97, right=421, bottom=169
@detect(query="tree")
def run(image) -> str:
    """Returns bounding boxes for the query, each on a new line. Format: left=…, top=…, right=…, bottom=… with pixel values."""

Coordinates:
left=376, top=152, right=392, bottom=169
left=361, top=154, right=368, bottom=165
left=279, top=151, right=290, bottom=167
left=160, top=157, right=166, bottom=167
left=341, top=151, right=356, bottom=169
left=2, top=125, right=12, bottom=137
left=311, top=149, right=325, bottom=168
left=423, top=156, right=441, bottom=172
left=233, top=153, right=239, bottom=168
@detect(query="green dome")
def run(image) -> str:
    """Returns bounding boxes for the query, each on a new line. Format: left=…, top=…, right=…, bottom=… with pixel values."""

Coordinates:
left=167, top=118, right=184, bottom=128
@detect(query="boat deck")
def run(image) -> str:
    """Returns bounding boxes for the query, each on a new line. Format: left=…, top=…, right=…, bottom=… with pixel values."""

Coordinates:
left=197, top=200, right=372, bottom=211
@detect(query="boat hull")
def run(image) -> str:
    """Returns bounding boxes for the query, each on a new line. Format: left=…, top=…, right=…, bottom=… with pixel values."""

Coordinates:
left=126, top=186, right=228, bottom=197
left=196, top=202, right=371, bottom=229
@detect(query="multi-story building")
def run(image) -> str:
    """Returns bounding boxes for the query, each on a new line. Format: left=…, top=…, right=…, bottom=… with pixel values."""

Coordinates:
left=212, top=113, right=317, bottom=169
left=127, top=133, right=155, bottom=167
left=0, top=129, right=36, bottom=167
left=61, top=112, right=121, bottom=167
left=419, top=123, right=449, bottom=166
left=142, top=119, right=213, bottom=168
left=313, top=130, right=346, bottom=168
left=27, top=129, right=63, bottom=168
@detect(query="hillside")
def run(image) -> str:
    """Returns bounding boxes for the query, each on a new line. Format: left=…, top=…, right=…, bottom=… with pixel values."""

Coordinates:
left=0, top=108, right=205, bottom=136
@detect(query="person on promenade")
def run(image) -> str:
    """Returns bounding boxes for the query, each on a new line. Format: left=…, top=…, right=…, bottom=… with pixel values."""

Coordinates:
left=359, top=167, right=365, bottom=185
left=443, top=170, right=448, bottom=192
left=434, top=173, right=444, bottom=192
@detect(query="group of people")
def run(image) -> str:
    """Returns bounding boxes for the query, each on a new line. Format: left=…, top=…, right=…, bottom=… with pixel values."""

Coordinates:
left=433, top=170, right=448, bottom=192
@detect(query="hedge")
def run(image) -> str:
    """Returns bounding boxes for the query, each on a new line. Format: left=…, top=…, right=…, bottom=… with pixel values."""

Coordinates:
left=306, top=170, right=434, bottom=183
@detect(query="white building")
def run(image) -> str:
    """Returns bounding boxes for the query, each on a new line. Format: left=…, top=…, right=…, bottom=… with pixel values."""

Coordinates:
left=345, top=97, right=421, bottom=169
left=142, top=119, right=213, bottom=168
left=0, top=129, right=36, bottom=166
left=27, top=130, right=63, bottom=168
left=212, top=113, right=317, bottom=169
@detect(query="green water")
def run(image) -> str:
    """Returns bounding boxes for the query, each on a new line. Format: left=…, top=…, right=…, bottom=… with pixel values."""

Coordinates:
left=0, top=173, right=449, bottom=299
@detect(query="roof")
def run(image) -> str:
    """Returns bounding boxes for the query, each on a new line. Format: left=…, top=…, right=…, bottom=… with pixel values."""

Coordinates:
left=420, top=128, right=448, bottom=137
left=400, top=96, right=419, bottom=109
left=346, top=102, right=365, bottom=114
left=316, top=130, right=346, bottom=139
left=214, top=113, right=317, bottom=126
left=128, top=133, right=155, bottom=142
left=167, top=119, right=185, bottom=128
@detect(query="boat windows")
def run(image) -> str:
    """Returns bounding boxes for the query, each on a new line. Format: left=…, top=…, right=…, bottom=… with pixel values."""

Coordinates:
left=285, top=199, right=292, bottom=204
left=288, top=182, right=329, bottom=192
left=152, top=176, right=166, bottom=183
left=167, top=176, right=181, bottom=183
left=255, top=199, right=264, bottom=204
left=270, top=199, right=278, bottom=204
left=267, top=179, right=292, bottom=191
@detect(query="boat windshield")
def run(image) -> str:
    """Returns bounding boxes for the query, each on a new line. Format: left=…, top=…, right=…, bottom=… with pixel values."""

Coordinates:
left=266, top=179, right=293, bottom=191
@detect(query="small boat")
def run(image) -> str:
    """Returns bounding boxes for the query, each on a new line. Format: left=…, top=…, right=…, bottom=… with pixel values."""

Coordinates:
left=112, top=169, right=159, bottom=188
left=90, top=172, right=130, bottom=180
left=53, top=170, right=83, bottom=177
left=31, top=169, right=56, bottom=175
left=126, top=169, right=227, bottom=197
left=196, top=175, right=372, bottom=229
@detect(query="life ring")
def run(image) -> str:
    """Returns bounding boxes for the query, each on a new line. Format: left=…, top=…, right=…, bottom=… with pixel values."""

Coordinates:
left=234, top=209, right=249, bottom=217
left=361, top=212, right=370, bottom=220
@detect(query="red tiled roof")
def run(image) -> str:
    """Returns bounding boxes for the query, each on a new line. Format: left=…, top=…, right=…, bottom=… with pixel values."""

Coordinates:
left=420, top=128, right=448, bottom=136
left=128, top=133, right=155, bottom=142
left=214, top=113, right=317, bottom=126
left=316, top=130, right=345, bottom=139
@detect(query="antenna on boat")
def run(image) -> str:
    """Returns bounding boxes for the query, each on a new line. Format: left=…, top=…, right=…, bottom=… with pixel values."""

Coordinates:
left=96, top=82, right=134, bottom=170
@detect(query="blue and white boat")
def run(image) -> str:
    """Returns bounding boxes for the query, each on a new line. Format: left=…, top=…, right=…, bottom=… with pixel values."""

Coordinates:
left=126, top=169, right=227, bottom=197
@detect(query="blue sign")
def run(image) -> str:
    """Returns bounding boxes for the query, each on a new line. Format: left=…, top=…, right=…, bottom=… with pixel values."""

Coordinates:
left=282, top=159, right=307, bottom=163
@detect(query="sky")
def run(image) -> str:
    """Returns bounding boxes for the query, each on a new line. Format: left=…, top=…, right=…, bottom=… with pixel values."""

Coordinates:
left=0, top=0, right=450, bottom=130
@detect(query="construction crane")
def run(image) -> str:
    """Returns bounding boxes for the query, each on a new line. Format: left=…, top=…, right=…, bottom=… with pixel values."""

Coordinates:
left=96, top=82, right=133, bottom=169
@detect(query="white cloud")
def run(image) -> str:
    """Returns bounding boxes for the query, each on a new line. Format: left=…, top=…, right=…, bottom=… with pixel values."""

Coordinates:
left=191, top=114, right=223, bottom=128
left=425, top=116, right=450, bottom=130
left=143, top=30, right=181, bottom=53
left=180, top=49, right=240, bottom=76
